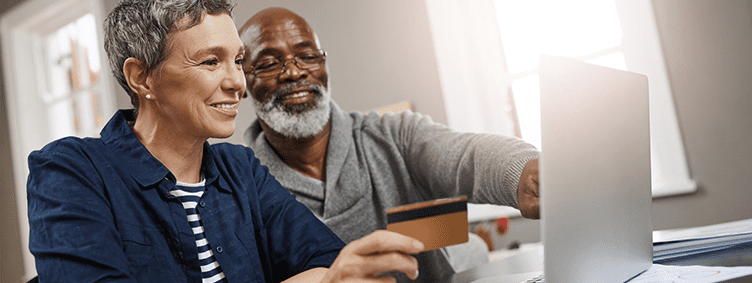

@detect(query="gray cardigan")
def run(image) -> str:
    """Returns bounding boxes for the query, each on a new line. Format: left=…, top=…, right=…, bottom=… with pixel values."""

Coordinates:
left=245, top=101, right=539, bottom=282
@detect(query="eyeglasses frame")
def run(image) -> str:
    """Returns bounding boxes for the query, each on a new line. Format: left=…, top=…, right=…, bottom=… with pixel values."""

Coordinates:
left=248, top=49, right=327, bottom=78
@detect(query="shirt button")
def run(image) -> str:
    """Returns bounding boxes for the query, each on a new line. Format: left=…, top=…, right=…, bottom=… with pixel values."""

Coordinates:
left=216, top=246, right=223, bottom=253
left=199, top=201, right=206, bottom=207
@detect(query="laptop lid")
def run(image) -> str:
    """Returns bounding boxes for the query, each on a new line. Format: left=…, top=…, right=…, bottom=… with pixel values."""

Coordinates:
left=539, top=55, right=653, bottom=282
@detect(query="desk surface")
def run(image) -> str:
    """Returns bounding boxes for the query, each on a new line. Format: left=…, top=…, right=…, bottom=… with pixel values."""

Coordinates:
left=442, top=243, right=752, bottom=283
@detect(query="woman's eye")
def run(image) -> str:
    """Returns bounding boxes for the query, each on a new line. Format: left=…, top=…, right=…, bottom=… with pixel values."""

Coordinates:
left=201, top=59, right=219, bottom=66
left=235, top=58, right=246, bottom=65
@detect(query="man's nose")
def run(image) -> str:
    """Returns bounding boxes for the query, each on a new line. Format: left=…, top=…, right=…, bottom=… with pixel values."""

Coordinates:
left=278, top=59, right=307, bottom=82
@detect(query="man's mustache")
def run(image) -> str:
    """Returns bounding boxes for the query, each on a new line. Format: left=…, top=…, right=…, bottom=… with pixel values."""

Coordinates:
left=243, top=81, right=324, bottom=101
left=269, top=82, right=324, bottom=106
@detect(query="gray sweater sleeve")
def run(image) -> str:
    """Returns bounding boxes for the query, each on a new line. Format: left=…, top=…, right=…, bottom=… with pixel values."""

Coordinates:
left=372, top=110, right=539, bottom=209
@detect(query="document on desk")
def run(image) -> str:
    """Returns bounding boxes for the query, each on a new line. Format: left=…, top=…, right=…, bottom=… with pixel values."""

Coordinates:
left=653, top=218, right=752, bottom=262
left=653, top=218, right=752, bottom=242
left=627, top=264, right=752, bottom=283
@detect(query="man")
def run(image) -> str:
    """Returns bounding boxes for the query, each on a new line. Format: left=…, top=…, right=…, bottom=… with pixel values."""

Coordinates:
left=240, top=7, right=540, bottom=282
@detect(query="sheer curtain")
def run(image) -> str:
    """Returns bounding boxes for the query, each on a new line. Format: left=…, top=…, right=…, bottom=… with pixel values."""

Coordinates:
left=424, top=0, right=518, bottom=138
left=424, top=0, right=696, bottom=203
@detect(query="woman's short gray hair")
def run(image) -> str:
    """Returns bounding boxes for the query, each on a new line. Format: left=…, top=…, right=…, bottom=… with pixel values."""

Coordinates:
left=104, top=0, right=234, bottom=112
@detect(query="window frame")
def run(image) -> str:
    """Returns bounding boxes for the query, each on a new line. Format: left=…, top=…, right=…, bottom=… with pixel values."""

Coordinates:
left=425, top=0, right=697, bottom=221
left=1, top=0, right=114, bottom=279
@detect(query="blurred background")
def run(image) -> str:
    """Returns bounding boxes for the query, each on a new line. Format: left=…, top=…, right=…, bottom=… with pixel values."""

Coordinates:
left=2, top=0, right=751, bottom=281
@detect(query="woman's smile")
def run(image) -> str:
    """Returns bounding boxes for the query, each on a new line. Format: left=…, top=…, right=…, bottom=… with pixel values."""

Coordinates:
left=210, top=101, right=239, bottom=114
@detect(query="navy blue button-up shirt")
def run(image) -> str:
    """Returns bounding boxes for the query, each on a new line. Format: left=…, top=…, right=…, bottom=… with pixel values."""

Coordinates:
left=27, top=110, right=344, bottom=282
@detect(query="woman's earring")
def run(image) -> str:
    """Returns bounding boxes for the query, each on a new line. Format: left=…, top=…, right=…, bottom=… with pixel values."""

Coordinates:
left=145, top=94, right=152, bottom=100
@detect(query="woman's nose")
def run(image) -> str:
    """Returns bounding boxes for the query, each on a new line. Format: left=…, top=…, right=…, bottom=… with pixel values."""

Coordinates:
left=223, top=62, right=246, bottom=94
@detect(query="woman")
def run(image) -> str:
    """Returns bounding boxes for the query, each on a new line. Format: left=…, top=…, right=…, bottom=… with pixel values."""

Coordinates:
left=27, top=0, right=421, bottom=282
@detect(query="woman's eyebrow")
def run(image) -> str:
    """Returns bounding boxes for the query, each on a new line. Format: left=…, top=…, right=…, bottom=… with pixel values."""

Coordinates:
left=193, top=46, right=234, bottom=58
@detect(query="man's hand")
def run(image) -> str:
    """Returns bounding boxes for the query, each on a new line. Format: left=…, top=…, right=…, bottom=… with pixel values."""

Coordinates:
left=321, top=230, right=423, bottom=283
left=517, top=158, right=540, bottom=219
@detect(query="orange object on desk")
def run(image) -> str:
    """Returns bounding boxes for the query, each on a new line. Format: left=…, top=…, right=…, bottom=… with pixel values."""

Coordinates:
left=495, top=217, right=510, bottom=235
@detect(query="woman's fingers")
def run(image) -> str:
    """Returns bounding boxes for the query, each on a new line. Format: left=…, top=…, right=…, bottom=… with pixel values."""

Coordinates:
left=323, top=230, right=423, bottom=282
left=346, top=230, right=424, bottom=255
left=338, top=277, right=396, bottom=283
left=330, top=252, right=418, bottom=281
left=360, top=251, right=419, bottom=280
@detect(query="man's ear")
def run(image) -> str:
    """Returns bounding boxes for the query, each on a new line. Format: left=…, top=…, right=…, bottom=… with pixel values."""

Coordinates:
left=123, top=58, right=150, bottom=96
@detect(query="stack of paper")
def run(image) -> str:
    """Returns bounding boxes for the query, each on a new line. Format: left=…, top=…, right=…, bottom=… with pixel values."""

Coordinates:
left=629, top=264, right=752, bottom=283
left=653, top=218, right=752, bottom=262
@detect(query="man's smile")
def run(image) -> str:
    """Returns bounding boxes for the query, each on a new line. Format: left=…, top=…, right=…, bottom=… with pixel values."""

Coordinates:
left=279, top=90, right=313, bottom=104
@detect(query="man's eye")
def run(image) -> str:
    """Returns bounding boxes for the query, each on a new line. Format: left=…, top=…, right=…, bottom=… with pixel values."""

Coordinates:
left=254, top=60, right=278, bottom=71
left=298, top=53, right=321, bottom=62
left=235, top=58, right=246, bottom=65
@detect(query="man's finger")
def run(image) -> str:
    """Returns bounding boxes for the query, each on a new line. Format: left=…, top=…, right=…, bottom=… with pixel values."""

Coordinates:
left=518, top=158, right=541, bottom=219
left=521, top=197, right=540, bottom=219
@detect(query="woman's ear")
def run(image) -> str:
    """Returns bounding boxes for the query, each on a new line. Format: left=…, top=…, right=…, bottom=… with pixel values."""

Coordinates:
left=123, top=58, right=150, bottom=96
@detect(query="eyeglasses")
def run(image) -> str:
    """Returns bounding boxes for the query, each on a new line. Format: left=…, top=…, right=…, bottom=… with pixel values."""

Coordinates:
left=248, top=49, right=327, bottom=78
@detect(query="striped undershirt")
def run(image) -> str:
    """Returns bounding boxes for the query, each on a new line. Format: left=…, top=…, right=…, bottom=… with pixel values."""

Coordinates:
left=171, top=179, right=228, bottom=283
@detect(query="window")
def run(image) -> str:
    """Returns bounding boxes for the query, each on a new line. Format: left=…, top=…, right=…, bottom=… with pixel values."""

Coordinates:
left=40, top=13, right=108, bottom=139
left=1, top=0, right=114, bottom=279
left=425, top=0, right=696, bottom=219
left=495, top=0, right=626, bottom=150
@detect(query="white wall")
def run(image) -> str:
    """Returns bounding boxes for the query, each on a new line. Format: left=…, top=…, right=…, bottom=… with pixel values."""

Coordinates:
left=649, top=0, right=752, bottom=228
left=222, top=0, right=447, bottom=146
left=1, top=0, right=31, bottom=281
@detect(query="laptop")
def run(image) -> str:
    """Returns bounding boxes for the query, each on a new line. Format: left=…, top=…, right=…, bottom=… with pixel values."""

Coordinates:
left=447, top=55, right=653, bottom=283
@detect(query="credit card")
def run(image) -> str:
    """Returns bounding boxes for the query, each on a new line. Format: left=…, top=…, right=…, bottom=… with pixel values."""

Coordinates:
left=386, top=196, right=468, bottom=251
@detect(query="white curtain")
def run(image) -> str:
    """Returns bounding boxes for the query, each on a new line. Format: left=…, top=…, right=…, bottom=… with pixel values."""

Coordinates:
left=424, top=0, right=517, bottom=137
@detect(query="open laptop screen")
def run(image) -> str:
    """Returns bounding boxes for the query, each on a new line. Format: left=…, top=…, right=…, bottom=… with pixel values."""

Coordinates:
left=539, top=55, right=653, bottom=282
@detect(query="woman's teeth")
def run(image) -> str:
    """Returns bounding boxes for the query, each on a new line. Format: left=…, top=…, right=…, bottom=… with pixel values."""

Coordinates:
left=212, top=103, right=235, bottom=109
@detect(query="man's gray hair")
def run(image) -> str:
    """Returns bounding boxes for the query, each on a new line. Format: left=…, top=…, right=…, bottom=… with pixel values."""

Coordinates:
left=104, top=0, right=235, bottom=113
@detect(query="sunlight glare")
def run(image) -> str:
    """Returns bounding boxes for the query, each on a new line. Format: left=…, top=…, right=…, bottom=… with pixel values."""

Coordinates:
left=494, top=0, right=623, bottom=74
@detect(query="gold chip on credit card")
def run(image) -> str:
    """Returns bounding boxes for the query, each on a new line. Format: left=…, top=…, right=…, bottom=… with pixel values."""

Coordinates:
left=386, top=196, right=468, bottom=251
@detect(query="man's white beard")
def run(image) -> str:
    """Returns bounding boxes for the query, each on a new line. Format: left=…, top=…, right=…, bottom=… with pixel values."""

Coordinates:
left=252, top=81, right=331, bottom=139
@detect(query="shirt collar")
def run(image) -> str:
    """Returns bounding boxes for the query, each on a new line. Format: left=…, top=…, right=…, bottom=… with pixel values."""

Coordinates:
left=100, top=110, right=226, bottom=192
